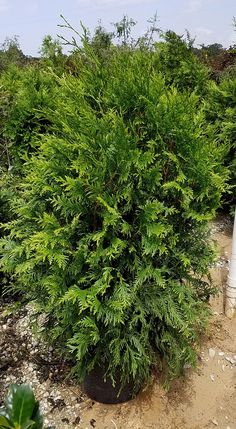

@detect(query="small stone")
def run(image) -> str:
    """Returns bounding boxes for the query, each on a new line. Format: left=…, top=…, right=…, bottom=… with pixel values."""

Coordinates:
left=218, top=352, right=225, bottom=357
left=222, top=364, right=225, bottom=371
left=211, top=419, right=218, bottom=426
left=210, top=374, right=215, bottom=381
left=209, top=348, right=216, bottom=358
left=225, top=357, right=235, bottom=365
left=73, top=416, right=81, bottom=425
left=54, top=396, right=62, bottom=401
left=90, top=419, right=96, bottom=428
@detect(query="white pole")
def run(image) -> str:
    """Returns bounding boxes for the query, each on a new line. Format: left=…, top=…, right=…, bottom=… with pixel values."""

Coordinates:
left=225, top=207, right=236, bottom=318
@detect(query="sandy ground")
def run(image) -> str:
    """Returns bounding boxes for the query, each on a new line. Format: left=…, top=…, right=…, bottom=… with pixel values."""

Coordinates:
left=0, top=216, right=235, bottom=429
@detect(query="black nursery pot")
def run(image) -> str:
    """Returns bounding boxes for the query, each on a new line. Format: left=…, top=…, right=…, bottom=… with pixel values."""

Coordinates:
left=82, top=365, right=138, bottom=404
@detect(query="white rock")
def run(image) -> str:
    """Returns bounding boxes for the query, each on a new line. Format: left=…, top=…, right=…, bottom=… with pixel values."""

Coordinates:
left=225, top=357, right=235, bottom=364
left=218, top=351, right=225, bottom=357
left=54, top=396, right=62, bottom=401
left=210, top=374, right=215, bottom=381
left=211, top=419, right=218, bottom=426
left=209, top=348, right=216, bottom=358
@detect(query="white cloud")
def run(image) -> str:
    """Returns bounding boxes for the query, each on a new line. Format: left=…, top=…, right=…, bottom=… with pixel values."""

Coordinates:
left=77, top=0, right=150, bottom=6
left=196, top=26, right=213, bottom=36
left=226, top=30, right=236, bottom=47
left=0, top=0, right=10, bottom=13
left=187, top=0, right=203, bottom=13
left=23, top=0, right=39, bottom=16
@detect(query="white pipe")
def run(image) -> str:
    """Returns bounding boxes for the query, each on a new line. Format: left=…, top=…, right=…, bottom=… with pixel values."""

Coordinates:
left=225, top=207, right=236, bottom=318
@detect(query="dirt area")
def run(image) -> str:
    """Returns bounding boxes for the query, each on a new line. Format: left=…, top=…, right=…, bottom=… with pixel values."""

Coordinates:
left=0, top=215, right=235, bottom=429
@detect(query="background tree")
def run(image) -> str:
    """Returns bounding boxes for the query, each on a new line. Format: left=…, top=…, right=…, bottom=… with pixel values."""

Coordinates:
left=0, top=36, right=26, bottom=73
left=154, top=30, right=209, bottom=93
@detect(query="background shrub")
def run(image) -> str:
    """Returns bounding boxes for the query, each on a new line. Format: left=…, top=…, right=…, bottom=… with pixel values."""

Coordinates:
left=0, top=62, right=60, bottom=295
left=206, top=72, right=236, bottom=212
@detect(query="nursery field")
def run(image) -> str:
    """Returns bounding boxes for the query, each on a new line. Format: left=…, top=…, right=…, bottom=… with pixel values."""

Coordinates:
left=0, top=216, right=235, bottom=429
left=0, top=17, right=236, bottom=429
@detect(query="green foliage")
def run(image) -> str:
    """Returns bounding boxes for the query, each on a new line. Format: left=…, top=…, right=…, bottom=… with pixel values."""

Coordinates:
left=0, top=62, right=60, bottom=295
left=156, top=30, right=209, bottom=93
left=206, top=74, right=236, bottom=211
left=39, top=35, right=66, bottom=73
left=91, top=24, right=113, bottom=54
left=0, top=64, right=59, bottom=172
left=112, top=15, right=137, bottom=45
left=0, top=41, right=227, bottom=391
left=0, top=37, right=26, bottom=74
left=0, top=384, right=43, bottom=429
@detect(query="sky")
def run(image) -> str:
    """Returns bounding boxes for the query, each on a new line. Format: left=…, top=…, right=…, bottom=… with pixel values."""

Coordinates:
left=0, top=0, right=235, bottom=56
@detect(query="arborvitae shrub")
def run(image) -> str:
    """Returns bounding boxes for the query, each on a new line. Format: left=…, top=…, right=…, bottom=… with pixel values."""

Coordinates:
left=0, top=47, right=227, bottom=389
left=0, top=64, right=60, bottom=295
left=0, top=64, right=59, bottom=172
left=155, top=31, right=209, bottom=93
left=206, top=75, right=236, bottom=212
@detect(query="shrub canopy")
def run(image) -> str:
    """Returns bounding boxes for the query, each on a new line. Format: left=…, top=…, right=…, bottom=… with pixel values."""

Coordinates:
left=0, top=43, right=228, bottom=388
